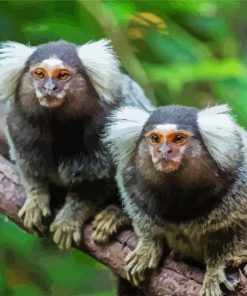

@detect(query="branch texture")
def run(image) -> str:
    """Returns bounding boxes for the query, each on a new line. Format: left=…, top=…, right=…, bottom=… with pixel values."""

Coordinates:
left=0, top=102, right=246, bottom=296
left=1, top=156, right=247, bottom=295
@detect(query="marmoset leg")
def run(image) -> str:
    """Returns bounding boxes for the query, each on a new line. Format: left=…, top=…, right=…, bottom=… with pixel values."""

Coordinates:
left=125, top=220, right=164, bottom=286
left=50, top=193, right=93, bottom=250
left=200, top=230, right=242, bottom=296
left=92, top=205, right=131, bottom=243
left=201, top=264, right=237, bottom=296
left=18, top=182, right=50, bottom=231
left=7, top=116, right=52, bottom=231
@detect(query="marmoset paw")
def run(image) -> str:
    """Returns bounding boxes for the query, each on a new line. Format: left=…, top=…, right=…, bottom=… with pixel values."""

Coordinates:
left=125, top=240, right=163, bottom=286
left=50, top=219, right=82, bottom=250
left=200, top=281, right=222, bottom=296
left=18, top=194, right=50, bottom=231
left=200, top=267, right=237, bottom=296
left=92, top=205, right=131, bottom=243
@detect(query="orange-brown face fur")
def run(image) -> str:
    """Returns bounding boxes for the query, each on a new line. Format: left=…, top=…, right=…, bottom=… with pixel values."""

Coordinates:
left=145, top=129, right=193, bottom=173
left=31, top=58, right=75, bottom=108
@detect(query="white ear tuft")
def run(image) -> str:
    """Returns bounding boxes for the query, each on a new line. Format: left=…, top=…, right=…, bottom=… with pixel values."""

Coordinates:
left=104, top=106, right=150, bottom=164
left=197, top=104, right=239, bottom=170
left=0, top=42, right=36, bottom=100
left=78, top=39, right=120, bottom=103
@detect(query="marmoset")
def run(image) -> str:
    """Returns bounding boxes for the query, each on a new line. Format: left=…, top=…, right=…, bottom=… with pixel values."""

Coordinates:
left=0, top=39, right=153, bottom=250
left=93, top=104, right=247, bottom=296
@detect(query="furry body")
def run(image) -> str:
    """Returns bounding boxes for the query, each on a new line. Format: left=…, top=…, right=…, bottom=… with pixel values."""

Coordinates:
left=101, top=104, right=247, bottom=295
left=0, top=40, right=154, bottom=249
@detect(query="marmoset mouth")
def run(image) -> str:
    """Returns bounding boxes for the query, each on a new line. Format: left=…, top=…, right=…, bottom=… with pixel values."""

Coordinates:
left=39, top=97, right=65, bottom=108
left=155, top=159, right=181, bottom=173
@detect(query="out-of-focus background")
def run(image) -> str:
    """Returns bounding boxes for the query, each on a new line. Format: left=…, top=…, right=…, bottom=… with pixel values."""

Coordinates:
left=1, top=1, right=247, bottom=295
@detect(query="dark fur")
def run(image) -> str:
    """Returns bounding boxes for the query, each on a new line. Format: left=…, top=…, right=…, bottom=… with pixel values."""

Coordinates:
left=3, top=40, right=153, bottom=295
left=124, top=107, right=235, bottom=223
left=6, top=40, right=153, bottom=221
left=113, top=105, right=247, bottom=294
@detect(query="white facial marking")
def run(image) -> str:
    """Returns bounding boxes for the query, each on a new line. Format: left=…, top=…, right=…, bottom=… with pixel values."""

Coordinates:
left=173, top=146, right=186, bottom=162
left=104, top=106, right=150, bottom=165
left=40, top=57, right=64, bottom=69
left=35, top=89, right=43, bottom=99
left=191, top=141, right=202, bottom=157
left=155, top=124, right=177, bottom=132
left=77, top=39, right=120, bottom=103
left=56, top=90, right=66, bottom=99
left=197, top=105, right=239, bottom=170
left=149, top=146, right=158, bottom=163
left=0, top=41, right=36, bottom=100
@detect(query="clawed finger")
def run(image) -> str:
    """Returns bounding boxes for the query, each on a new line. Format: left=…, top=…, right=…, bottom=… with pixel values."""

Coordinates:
left=92, top=214, right=105, bottom=228
left=18, top=200, right=48, bottom=232
left=58, top=233, right=67, bottom=250
left=91, top=230, right=107, bottom=243
left=53, top=228, right=62, bottom=244
left=42, top=206, right=51, bottom=217
left=126, top=268, right=143, bottom=287
left=72, top=230, right=81, bottom=245
left=126, top=254, right=140, bottom=270
left=51, top=222, right=82, bottom=250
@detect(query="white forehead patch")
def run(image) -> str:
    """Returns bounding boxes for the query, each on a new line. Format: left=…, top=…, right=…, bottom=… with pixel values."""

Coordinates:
left=40, top=57, right=64, bottom=68
left=155, top=124, right=177, bottom=132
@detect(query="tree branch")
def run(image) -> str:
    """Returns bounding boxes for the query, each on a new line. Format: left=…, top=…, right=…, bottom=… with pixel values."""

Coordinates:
left=0, top=101, right=246, bottom=295
left=1, top=156, right=247, bottom=295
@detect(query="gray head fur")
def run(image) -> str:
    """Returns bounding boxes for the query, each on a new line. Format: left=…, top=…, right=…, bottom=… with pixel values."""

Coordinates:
left=106, top=104, right=244, bottom=173
left=0, top=39, right=120, bottom=103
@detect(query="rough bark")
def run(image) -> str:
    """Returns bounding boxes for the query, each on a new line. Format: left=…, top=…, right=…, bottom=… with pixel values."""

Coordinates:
left=0, top=104, right=246, bottom=295
left=0, top=156, right=247, bottom=295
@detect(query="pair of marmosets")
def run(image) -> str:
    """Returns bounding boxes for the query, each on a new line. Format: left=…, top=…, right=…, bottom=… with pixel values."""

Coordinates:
left=1, top=39, right=247, bottom=296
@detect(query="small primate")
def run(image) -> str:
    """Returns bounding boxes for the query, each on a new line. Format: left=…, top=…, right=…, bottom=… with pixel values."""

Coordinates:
left=93, top=104, right=247, bottom=295
left=0, top=39, right=153, bottom=250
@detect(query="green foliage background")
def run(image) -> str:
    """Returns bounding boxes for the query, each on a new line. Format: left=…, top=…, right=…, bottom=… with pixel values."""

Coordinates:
left=1, top=1, right=247, bottom=295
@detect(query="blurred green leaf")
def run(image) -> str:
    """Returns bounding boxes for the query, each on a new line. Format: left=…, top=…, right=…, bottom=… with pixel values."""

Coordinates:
left=1, top=0, right=247, bottom=294
left=143, top=59, right=246, bottom=93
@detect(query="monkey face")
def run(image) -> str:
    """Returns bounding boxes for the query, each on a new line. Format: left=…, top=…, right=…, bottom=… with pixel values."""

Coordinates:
left=145, top=125, right=193, bottom=173
left=31, top=58, right=75, bottom=108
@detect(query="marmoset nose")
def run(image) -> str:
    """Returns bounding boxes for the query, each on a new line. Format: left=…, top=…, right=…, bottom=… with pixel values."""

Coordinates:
left=43, top=79, right=58, bottom=91
left=158, top=145, right=172, bottom=154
